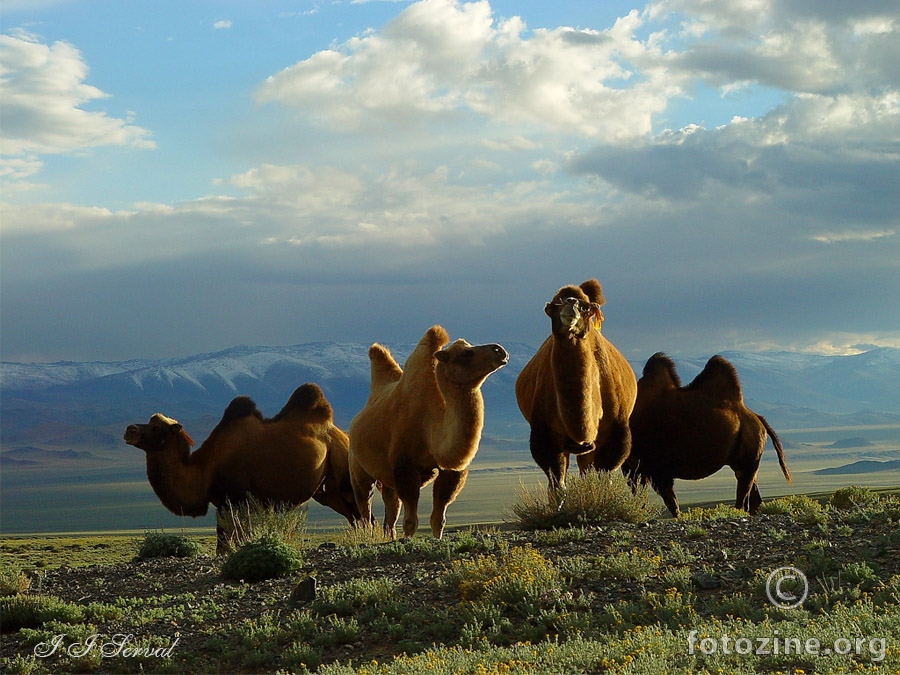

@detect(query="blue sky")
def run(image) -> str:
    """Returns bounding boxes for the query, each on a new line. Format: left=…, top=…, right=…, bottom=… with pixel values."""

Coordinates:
left=1, top=0, right=898, bottom=363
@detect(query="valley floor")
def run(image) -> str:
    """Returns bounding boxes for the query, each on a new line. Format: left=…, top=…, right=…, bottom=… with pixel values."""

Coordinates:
left=2, top=503, right=899, bottom=674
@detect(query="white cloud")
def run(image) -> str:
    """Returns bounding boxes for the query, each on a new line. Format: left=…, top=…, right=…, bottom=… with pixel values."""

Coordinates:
left=213, top=20, right=233, bottom=30
left=0, top=31, right=154, bottom=157
left=255, top=0, right=677, bottom=140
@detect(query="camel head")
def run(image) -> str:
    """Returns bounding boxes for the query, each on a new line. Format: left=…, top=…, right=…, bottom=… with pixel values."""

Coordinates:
left=124, top=413, right=194, bottom=457
left=434, top=339, right=509, bottom=387
left=545, top=280, right=605, bottom=339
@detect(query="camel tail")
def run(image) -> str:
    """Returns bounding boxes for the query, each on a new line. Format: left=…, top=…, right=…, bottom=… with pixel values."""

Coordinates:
left=759, top=414, right=791, bottom=484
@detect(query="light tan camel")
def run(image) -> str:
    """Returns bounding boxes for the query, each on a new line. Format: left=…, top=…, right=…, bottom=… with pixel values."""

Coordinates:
left=515, top=279, right=637, bottom=492
left=348, top=325, right=508, bottom=539
left=124, top=383, right=360, bottom=553
left=624, top=352, right=792, bottom=516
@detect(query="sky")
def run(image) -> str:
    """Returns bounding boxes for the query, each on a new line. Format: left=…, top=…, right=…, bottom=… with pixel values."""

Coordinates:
left=1, top=0, right=898, bottom=364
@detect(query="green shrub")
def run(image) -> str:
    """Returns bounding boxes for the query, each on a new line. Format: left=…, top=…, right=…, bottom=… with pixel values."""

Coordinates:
left=678, top=504, right=747, bottom=521
left=311, top=577, right=399, bottom=617
left=509, top=470, right=663, bottom=530
left=446, top=545, right=561, bottom=608
left=138, top=531, right=205, bottom=559
left=531, top=526, right=586, bottom=547
left=840, top=561, right=879, bottom=589
left=0, top=595, right=83, bottom=632
left=829, top=485, right=881, bottom=510
left=219, top=496, right=308, bottom=549
left=759, top=494, right=828, bottom=524
left=0, top=564, right=31, bottom=597
left=220, top=534, right=303, bottom=582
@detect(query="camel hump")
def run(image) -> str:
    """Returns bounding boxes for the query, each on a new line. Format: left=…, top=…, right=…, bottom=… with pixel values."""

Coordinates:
left=274, top=382, right=333, bottom=422
left=421, top=324, right=450, bottom=351
left=641, top=352, right=682, bottom=388
left=688, top=355, right=743, bottom=403
left=368, top=344, right=403, bottom=392
left=220, top=396, right=263, bottom=426
left=579, top=279, right=605, bottom=306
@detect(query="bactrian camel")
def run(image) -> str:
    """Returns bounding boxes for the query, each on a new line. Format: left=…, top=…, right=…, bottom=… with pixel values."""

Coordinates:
left=124, top=383, right=360, bottom=552
left=624, top=352, right=792, bottom=516
left=348, top=325, right=508, bottom=539
left=515, top=279, right=637, bottom=492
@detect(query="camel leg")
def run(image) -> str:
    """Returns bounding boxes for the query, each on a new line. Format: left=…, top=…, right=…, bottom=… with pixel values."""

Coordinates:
left=575, top=451, right=596, bottom=475
left=393, top=464, right=422, bottom=538
left=529, top=424, right=568, bottom=492
left=349, top=462, right=377, bottom=532
left=748, top=481, right=762, bottom=515
left=215, top=506, right=235, bottom=555
left=430, top=469, right=468, bottom=539
left=591, top=420, right=632, bottom=472
left=653, top=475, right=679, bottom=517
left=380, top=485, right=401, bottom=540
left=733, top=467, right=759, bottom=513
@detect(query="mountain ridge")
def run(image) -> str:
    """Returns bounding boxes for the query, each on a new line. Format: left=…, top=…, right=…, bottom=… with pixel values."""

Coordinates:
left=2, top=344, right=899, bottom=453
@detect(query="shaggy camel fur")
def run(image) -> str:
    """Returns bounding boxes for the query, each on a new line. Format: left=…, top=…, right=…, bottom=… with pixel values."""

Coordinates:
left=515, top=279, right=637, bottom=491
left=348, top=325, right=508, bottom=539
left=625, top=353, right=792, bottom=516
left=124, top=383, right=360, bottom=552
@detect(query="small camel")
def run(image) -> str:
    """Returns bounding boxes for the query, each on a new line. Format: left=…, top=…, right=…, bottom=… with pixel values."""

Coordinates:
left=515, top=279, right=637, bottom=492
left=124, top=383, right=360, bottom=553
left=348, top=325, right=508, bottom=539
left=624, top=352, right=792, bottom=516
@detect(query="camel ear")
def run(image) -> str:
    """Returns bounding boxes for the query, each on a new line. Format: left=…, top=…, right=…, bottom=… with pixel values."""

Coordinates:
left=544, top=302, right=553, bottom=317
left=580, top=279, right=605, bottom=306
left=176, top=426, right=194, bottom=446
left=434, top=349, right=451, bottom=363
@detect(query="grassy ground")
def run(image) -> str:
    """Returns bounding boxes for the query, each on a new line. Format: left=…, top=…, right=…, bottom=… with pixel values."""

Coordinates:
left=1, top=479, right=899, bottom=674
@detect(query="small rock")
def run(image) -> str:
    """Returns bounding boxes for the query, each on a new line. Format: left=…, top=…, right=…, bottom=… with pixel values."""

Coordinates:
left=691, top=573, right=723, bottom=590
left=290, top=576, right=318, bottom=605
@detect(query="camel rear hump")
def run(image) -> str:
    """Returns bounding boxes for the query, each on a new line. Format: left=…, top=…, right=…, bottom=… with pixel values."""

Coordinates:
left=274, top=383, right=334, bottom=424
left=687, top=355, right=743, bottom=404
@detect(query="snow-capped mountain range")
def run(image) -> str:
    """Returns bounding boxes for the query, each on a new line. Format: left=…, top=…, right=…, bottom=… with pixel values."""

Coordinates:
left=2, top=343, right=899, bottom=453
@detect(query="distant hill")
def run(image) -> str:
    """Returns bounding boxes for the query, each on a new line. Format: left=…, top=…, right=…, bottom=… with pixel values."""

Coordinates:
left=2, top=344, right=899, bottom=454
left=827, top=437, right=874, bottom=449
left=813, top=459, right=900, bottom=475
left=0, top=447, right=98, bottom=465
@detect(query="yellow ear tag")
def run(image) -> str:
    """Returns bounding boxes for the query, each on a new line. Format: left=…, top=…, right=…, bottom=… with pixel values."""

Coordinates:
left=591, top=313, right=602, bottom=332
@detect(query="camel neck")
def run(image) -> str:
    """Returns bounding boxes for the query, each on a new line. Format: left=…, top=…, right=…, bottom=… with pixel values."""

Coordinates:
left=145, top=444, right=210, bottom=517
left=551, top=334, right=601, bottom=444
left=431, top=375, right=484, bottom=471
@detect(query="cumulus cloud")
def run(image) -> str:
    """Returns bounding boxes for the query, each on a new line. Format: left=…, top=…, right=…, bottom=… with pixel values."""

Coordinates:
left=255, top=0, right=678, bottom=140
left=2, top=0, right=899, bottom=362
left=0, top=31, right=154, bottom=158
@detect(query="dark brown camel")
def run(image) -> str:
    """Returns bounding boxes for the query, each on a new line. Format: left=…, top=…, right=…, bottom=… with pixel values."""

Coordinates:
left=625, top=352, right=792, bottom=516
left=515, top=279, right=637, bottom=492
left=124, top=383, right=360, bottom=552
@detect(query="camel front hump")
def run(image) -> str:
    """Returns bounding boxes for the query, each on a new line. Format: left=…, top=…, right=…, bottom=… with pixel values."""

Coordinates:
left=516, top=279, right=637, bottom=493
left=124, top=383, right=362, bottom=553
left=348, top=325, right=508, bottom=540
left=625, top=353, right=791, bottom=517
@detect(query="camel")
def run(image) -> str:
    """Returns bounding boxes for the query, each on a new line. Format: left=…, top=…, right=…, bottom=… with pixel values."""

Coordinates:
left=515, top=279, right=637, bottom=492
left=624, top=352, right=792, bottom=516
left=124, top=383, right=360, bottom=553
left=348, top=325, right=508, bottom=539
